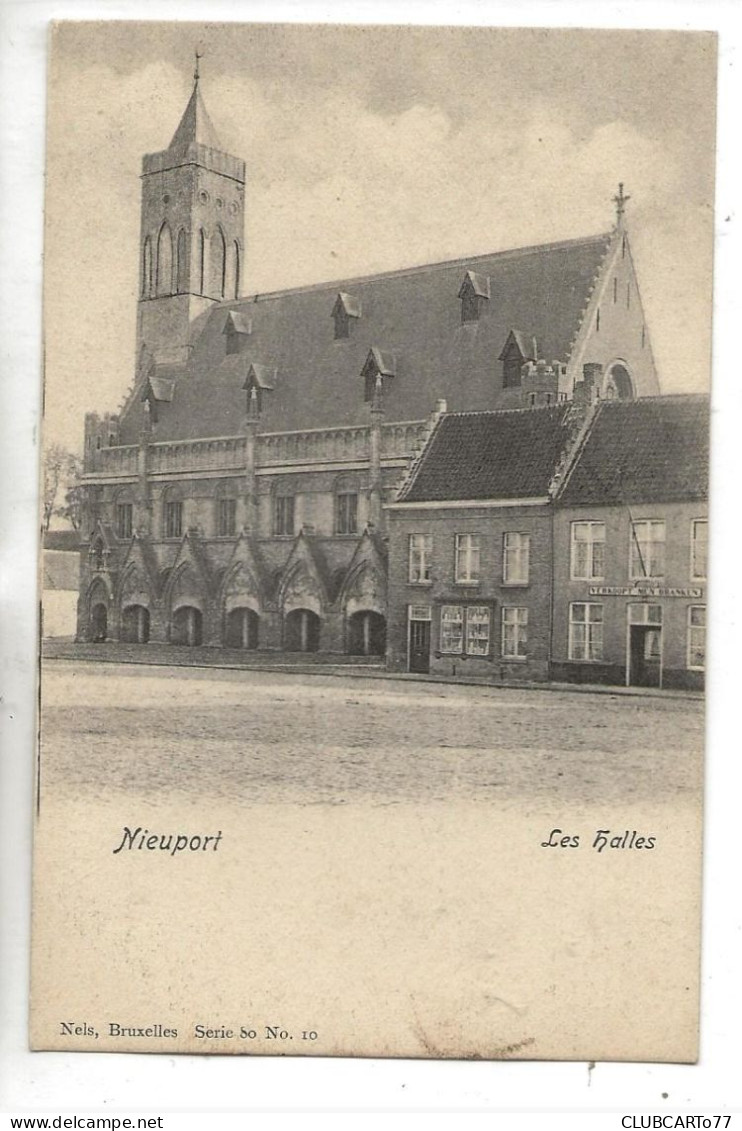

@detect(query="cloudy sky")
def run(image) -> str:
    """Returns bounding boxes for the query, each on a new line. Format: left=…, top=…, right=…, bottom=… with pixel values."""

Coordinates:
left=44, top=22, right=716, bottom=446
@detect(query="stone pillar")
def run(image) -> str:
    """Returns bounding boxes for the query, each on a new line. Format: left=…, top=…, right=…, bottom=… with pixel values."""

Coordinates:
left=149, top=600, right=169, bottom=644
left=368, top=375, right=384, bottom=530
left=244, top=387, right=260, bottom=533
left=137, top=402, right=153, bottom=536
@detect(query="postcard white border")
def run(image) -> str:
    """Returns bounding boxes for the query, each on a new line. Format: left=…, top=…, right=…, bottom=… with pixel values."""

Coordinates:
left=1, top=0, right=740, bottom=1115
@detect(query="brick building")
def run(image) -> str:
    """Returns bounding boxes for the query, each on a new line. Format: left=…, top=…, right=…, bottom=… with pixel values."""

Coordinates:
left=552, top=394, right=709, bottom=689
left=77, top=73, right=660, bottom=655
left=384, top=388, right=708, bottom=687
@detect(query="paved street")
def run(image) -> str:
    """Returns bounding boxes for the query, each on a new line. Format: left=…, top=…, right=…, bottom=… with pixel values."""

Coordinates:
left=41, top=659, right=703, bottom=809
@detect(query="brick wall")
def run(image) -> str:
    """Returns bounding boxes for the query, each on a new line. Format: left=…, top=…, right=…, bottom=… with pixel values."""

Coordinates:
left=386, top=503, right=553, bottom=681
left=552, top=501, right=707, bottom=689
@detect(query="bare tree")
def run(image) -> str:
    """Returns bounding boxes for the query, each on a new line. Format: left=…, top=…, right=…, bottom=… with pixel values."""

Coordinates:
left=42, top=444, right=79, bottom=533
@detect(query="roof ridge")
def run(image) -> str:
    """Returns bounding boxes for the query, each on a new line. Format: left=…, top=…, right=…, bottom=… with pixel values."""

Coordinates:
left=221, top=232, right=613, bottom=308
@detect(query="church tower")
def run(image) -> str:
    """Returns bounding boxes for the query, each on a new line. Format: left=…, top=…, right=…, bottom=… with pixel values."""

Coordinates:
left=137, top=62, right=246, bottom=366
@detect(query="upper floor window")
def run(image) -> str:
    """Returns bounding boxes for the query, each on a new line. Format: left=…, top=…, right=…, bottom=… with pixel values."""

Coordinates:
left=165, top=500, right=183, bottom=540
left=571, top=521, right=605, bottom=580
left=336, top=492, right=358, bottom=536
left=454, top=533, right=481, bottom=583
left=274, top=495, right=295, bottom=537
left=116, top=502, right=133, bottom=541
left=503, top=532, right=530, bottom=585
left=630, top=520, right=665, bottom=579
left=408, top=533, right=432, bottom=584
left=218, top=498, right=237, bottom=538
left=691, top=519, right=708, bottom=581
left=458, top=271, right=490, bottom=324
left=569, top=603, right=604, bottom=662
left=687, top=606, right=706, bottom=671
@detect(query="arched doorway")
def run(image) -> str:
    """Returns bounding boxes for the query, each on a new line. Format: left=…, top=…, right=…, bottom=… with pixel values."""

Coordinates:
left=285, top=608, right=320, bottom=653
left=90, top=602, right=108, bottom=642
left=171, top=605, right=203, bottom=646
left=225, top=607, right=259, bottom=649
left=348, top=610, right=386, bottom=656
left=605, top=363, right=634, bottom=401
left=121, top=605, right=150, bottom=644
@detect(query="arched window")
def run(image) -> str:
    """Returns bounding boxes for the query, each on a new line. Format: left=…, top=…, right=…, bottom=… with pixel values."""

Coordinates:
left=176, top=228, right=187, bottom=293
left=198, top=229, right=206, bottom=295
left=142, top=237, right=153, bottom=298
left=213, top=228, right=227, bottom=298
left=233, top=241, right=241, bottom=300
left=156, top=223, right=173, bottom=296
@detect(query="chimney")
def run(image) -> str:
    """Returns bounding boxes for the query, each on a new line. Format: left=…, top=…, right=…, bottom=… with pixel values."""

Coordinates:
left=573, top=362, right=603, bottom=407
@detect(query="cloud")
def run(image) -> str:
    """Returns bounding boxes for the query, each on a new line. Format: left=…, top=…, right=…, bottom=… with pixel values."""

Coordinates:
left=42, top=43, right=714, bottom=446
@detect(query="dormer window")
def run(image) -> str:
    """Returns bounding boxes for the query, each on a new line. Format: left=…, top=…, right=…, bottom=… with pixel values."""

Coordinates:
left=242, top=363, right=276, bottom=416
left=223, top=311, right=252, bottom=356
left=140, top=374, right=175, bottom=425
left=458, top=271, right=490, bottom=324
left=498, top=330, right=537, bottom=389
left=332, top=292, right=362, bottom=340
left=361, top=347, right=396, bottom=402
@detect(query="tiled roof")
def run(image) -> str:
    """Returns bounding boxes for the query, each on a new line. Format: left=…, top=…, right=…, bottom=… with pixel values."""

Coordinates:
left=558, top=395, right=709, bottom=505
left=119, top=233, right=611, bottom=443
left=400, top=405, right=575, bottom=502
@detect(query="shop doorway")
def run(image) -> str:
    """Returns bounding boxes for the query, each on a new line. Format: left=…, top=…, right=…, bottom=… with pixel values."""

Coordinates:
left=627, top=604, right=662, bottom=688
left=408, top=607, right=431, bottom=674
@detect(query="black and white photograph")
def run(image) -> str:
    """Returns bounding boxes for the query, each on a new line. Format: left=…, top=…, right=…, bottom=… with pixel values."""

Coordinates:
left=29, top=21, right=714, bottom=1065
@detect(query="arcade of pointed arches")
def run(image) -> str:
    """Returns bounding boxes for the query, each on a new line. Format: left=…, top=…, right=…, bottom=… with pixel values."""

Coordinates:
left=82, top=556, right=386, bottom=655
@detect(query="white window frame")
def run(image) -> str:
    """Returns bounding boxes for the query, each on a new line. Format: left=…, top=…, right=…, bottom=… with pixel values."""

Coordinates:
left=439, top=603, right=491, bottom=657
left=454, top=533, right=481, bottom=584
left=570, top=521, right=606, bottom=581
left=408, top=533, right=433, bottom=584
left=630, top=519, right=666, bottom=579
left=501, top=606, right=528, bottom=659
left=503, top=532, right=531, bottom=585
left=690, top=519, right=707, bottom=582
left=439, top=605, right=464, bottom=653
left=465, top=605, right=490, bottom=656
left=687, top=605, right=706, bottom=671
left=568, top=602, right=604, bottom=662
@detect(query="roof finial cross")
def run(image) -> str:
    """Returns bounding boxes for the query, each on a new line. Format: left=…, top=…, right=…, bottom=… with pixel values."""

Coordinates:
left=613, top=182, right=631, bottom=226
left=194, top=50, right=203, bottom=86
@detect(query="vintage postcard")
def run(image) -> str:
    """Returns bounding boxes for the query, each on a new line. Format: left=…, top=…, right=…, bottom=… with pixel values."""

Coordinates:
left=32, top=22, right=715, bottom=1061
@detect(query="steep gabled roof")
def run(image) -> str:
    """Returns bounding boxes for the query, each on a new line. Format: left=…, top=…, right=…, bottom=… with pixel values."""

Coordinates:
left=120, top=232, right=612, bottom=443
left=399, top=405, right=575, bottom=503
left=557, top=395, right=709, bottom=506
left=167, top=81, right=223, bottom=155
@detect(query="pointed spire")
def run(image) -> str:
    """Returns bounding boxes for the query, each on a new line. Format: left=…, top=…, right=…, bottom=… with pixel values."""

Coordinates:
left=168, top=64, right=223, bottom=154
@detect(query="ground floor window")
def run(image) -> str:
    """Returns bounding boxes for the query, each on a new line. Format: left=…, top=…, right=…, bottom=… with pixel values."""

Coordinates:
left=439, top=604, right=491, bottom=656
left=502, top=606, right=528, bottom=658
left=687, top=605, right=706, bottom=670
left=569, top=602, right=603, bottom=661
